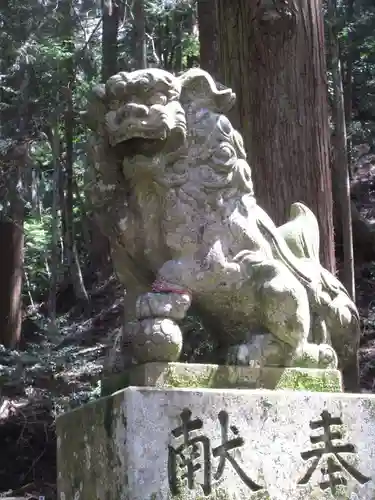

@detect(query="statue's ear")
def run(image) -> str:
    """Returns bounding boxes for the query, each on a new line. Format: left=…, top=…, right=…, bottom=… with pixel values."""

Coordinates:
left=105, top=72, right=131, bottom=99
left=178, top=68, right=236, bottom=113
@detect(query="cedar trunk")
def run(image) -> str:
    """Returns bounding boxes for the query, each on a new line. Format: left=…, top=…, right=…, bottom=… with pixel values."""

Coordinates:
left=327, top=4, right=355, bottom=299
left=216, top=0, right=335, bottom=272
left=133, top=0, right=147, bottom=70
left=101, top=0, right=122, bottom=81
left=197, top=0, right=219, bottom=80
left=0, top=221, right=24, bottom=348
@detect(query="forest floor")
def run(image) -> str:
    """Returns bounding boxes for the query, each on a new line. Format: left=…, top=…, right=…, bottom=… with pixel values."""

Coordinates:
left=2, top=154, right=375, bottom=499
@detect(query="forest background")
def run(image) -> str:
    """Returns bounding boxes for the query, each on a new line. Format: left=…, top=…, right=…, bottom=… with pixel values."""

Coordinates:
left=1, top=0, right=375, bottom=498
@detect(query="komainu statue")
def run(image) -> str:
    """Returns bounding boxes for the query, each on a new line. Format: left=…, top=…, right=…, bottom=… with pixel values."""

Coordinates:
left=83, top=67, right=360, bottom=391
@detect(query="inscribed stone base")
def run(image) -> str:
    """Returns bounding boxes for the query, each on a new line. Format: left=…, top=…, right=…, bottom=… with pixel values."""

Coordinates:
left=57, top=387, right=375, bottom=500
left=100, top=362, right=343, bottom=396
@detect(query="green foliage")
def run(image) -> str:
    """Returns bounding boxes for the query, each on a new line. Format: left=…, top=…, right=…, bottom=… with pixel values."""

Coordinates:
left=326, top=0, right=375, bottom=145
left=117, top=0, right=199, bottom=70
left=24, top=215, right=53, bottom=300
left=0, top=0, right=201, bottom=309
left=181, top=33, right=200, bottom=66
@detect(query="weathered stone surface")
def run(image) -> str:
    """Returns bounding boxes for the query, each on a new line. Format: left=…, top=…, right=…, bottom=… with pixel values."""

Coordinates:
left=85, top=67, right=360, bottom=390
left=126, top=318, right=184, bottom=363
left=57, top=387, right=375, bottom=499
left=136, top=292, right=192, bottom=321
left=100, top=362, right=343, bottom=396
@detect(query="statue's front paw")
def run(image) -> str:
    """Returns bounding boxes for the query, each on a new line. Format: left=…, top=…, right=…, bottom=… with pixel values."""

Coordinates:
left=227, top=342, right=262, bottom=367
left=227, top=334, right=285, bottom=367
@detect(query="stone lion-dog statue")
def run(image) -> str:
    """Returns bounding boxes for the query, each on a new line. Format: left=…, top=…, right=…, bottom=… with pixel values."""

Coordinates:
left=83, top=67, right=360, bottom=391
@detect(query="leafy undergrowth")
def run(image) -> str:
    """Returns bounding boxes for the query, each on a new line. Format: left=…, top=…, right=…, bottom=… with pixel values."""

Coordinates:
left=0, top=276, right=123, bottom=500
left=2, top=155, right=375, bottom=499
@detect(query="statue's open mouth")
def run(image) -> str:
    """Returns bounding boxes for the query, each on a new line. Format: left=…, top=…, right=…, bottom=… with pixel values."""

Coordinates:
left=111, top=123, right=186, bottom=158
left=113, top=136, right=168, bottom=157
left=106, top=101, right=187, bottom=158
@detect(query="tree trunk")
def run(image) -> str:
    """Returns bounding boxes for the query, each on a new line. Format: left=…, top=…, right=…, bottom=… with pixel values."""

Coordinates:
left=173, top=10, right=183, bottom=73
left=327, top=0, right=355, bottom=299
left=197, top=0, right=219, bottom=79
left=0, top=221, right=23, bottom=348
left=101, top=0, right=122, bottom=81
left=163, top=14, right=171, bottom=70
left=72, top=179, right=92, bottom=254
left=62, top=4, right=90, bottom=308
left=48, top=122, right=61, bottom=325
left=0, top=145, right=27, bottom=347
left=60, top=188, right=90, bottom=307
left=343, top=0, right=355, bottom=179
left=88, top=218, right=112, bottom=280
left=216, top=0, right=335, bottom=272
left=133, top=0, right=147, bottom=70
left=64, top=73, right=75, bottom=274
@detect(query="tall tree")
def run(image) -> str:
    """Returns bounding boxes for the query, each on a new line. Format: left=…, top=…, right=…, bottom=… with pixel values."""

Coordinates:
left=102, top=0, right=122, bottom=80
left=173, top=9, right=183, bottom=73
left=59, top=0, right=90, bottom=308
left=342, top=0, right=355, bottom=171
left=0, top=220, right=24, bottom=348
left=216, top=0, right=336, bottom=272
left=197, top=0, right=219, bottom=79
left=133, top=0, right=147, bottom=69
left=327, top=0, right=355, bottom=299
left=0, top=145, right=27, bottom=348
left=48, top=121, right=61, bottom=325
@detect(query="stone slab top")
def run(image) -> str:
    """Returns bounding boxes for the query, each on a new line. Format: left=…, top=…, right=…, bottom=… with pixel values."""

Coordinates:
left=101, top=362, right=343, bottom=396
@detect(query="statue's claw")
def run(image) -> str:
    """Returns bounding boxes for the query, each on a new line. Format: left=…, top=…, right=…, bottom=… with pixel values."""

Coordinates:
left=291, top=342, right=338, bottom=369
left=227, top=334, right=287, bottom=367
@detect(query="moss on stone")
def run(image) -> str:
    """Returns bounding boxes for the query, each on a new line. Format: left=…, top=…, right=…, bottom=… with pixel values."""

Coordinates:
left=360, top=397, right=375, bottom=422
left=56, top=391, right=126, bottom=500
left=101, top=362, right=343, bottom=396
left=276, top=369, right=342, bottom=392
left=164, top=364, right=216, bottom=388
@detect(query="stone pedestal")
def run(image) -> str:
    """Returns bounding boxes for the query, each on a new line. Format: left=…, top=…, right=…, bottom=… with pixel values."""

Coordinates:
left=101, top=362, right=343, bottom=396
left=57, top=385, right=375, bottom=499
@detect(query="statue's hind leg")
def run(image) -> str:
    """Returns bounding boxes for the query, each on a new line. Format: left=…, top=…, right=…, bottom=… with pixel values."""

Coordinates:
left=228, top=261, right=338, bottom=369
